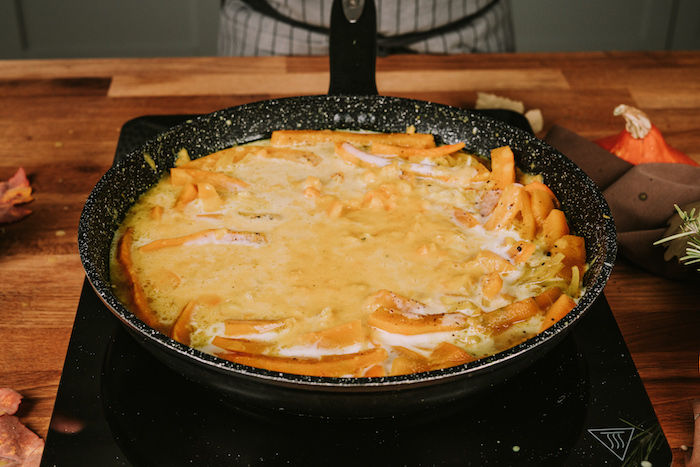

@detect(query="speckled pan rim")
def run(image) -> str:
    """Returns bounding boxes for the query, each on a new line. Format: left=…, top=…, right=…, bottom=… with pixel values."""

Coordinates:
left=79, top=94, right=617, bottom=390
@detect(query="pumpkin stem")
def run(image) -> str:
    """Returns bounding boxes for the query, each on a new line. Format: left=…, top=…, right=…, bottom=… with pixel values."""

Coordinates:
left=613, top=104, right=651, bottom=139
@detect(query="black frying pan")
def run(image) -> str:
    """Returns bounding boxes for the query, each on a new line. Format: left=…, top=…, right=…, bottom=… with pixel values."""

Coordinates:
left=78, top=0, right=616, bottom=418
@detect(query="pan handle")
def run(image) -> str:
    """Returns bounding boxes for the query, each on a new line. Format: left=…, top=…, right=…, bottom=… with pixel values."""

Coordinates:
left=328, top=0, right=378, bottom=96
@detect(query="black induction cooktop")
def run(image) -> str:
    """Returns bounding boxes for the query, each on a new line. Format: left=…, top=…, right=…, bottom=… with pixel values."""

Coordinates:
left=40, top=113, right=672, bottom=466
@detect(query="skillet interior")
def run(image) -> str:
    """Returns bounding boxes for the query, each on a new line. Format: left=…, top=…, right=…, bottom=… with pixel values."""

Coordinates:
left=79, top=94, right=616, bottom=416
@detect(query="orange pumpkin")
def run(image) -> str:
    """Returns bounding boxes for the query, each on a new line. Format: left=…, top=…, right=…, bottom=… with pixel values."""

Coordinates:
left=595, top=105, right=699, bottom=166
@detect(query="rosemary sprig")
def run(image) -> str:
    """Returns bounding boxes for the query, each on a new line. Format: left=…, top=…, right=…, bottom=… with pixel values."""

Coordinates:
left=620, top=419, right=665, bottom=467
left=654, top=204, right=700, bottom=270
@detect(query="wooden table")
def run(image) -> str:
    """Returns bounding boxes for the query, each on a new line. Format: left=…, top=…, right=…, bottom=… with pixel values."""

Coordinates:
left=1, top=52, right=699, bottom=465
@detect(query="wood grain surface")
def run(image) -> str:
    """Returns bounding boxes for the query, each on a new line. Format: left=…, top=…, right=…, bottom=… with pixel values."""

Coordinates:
left=1, top=52, right=698, bottom=465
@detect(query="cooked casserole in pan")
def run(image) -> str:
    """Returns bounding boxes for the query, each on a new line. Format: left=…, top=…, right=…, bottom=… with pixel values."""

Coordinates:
left=111, top=128, right=585, bottom=378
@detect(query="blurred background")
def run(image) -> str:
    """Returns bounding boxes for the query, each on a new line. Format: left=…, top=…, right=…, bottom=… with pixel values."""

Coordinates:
left=1, top=0, right=699, bottom=59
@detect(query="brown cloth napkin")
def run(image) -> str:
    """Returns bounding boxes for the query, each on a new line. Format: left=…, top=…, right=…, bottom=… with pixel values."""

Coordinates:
left=544, top=125, right=700, bottom=282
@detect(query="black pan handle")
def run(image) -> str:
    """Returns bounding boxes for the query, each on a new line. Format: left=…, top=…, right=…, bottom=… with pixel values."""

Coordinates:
left=328, top=0, right=378, bottom=96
